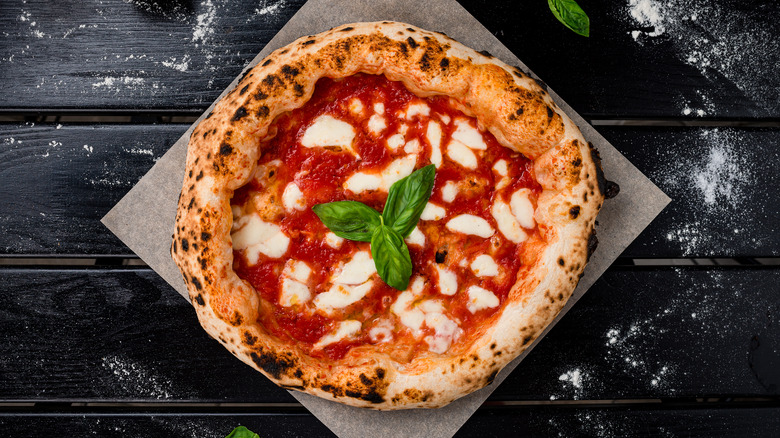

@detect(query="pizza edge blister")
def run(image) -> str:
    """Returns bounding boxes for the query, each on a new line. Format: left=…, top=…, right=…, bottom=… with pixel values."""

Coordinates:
left=171, top=21, right=605, bottom=410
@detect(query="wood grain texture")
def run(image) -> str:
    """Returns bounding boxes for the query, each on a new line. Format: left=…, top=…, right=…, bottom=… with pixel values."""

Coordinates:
left=0, top=0, right=778, bottom=118
left=2, top=124, right=777, bottom=257
left=1, top=406, right=780, bottom=438
left=1, top=267, right=777, bottom=403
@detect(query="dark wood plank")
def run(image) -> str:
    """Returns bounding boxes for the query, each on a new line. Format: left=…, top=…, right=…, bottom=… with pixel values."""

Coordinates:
left=1, top=267, right=777, bottom=402
left=1, top=0, right=778, bottom=118
left=2, top=405, right=780, bottom=438
left=2, top=124, right=778, bottom=257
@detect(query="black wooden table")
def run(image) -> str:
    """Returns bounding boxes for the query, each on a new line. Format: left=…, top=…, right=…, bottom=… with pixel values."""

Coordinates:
left=1, top=1, right=779, bottom=436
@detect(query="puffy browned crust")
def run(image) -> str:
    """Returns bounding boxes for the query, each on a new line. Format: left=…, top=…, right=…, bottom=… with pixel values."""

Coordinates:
left=171, top=22, right=604, bottom=409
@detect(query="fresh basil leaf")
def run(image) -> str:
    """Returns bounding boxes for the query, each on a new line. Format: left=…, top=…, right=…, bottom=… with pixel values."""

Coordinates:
left=312, top=201, right=381, bottom=242
left=371, top=225, right=412, bottom=291
left=548, top=0, right=590, bottom=37
left=383, top=164, right=436, bottom=238
left=225, top=426, right=260, bottom=438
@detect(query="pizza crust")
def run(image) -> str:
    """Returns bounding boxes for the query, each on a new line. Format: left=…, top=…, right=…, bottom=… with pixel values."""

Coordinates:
left=172, top=21, right=604, bottom=409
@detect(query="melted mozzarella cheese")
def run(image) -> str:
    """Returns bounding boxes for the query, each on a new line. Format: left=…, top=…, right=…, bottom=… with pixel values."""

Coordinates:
left=437, top=113, right=451, bottom=125
left=279, top=278, right=311, bottom=307
left=313, top=320, right=362, bottom=349
left=282, top=260, right=311, bottom=283
left=446, top=214, right=494, bottom=238
left=493, top=159, right=511, bottom=190
left=441, top=181, right=459, bottom=203
left=451, top=119, right=487, bottom=150
left=446, top=140, right=477, bottom=169
left=344, top=155, right=416, bottom=194
left=424, top=312, right=462, bottom=354
left=435, top=265, right=458, bottom=296
left=510, top=188, right=536, bottom=229
left=369, top=319, right=394, bottom=343
left=231, top=213, right=290, bottom=263
left=470, top=255, right=499, bottom=277
left=314, top=281, right=374, bottom=312
left=403, top=138, right=421, bottom=154
left=332, top=251, right=376, bottom=284
left=420, top=202, right=446, bottom=221
left=282, top=182, right=306, bottom=212
left=391, top=291, right=425, bottom=333
left=301, top=115, right=357, bottom=156
left=405, top=226, right=426, bottom=247
left=348, top=98, right=364, bottom=116
left=491, top=199, right=528, bottom=244
left=426, top=121, right=443, bottom=168
left=324, top=232, right=344, bottom=249
left=367, top=114, right=386, bottom=135
left=373, top=102, right=385, bottom=114
left=404, top=102, right=430, bottom=119
left=466, top=285, right=500, bottom=313
left=386, top=133, right=405, bottom=151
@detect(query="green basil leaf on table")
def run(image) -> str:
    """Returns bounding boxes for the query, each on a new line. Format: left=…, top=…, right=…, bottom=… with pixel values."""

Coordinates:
left=225, top=426, right=260, bottom=438
left=312, top=200, right=381, bottom=242
left=371, top=224, right=413, bottom=291
left=382, top=164, right=436, bottom=238
left=548, top=0, right=590, bottom=37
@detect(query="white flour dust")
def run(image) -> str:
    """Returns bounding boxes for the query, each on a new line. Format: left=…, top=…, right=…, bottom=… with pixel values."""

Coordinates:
left=549, top=368, right=589, bottom=400
left=102, top=354, right=176, bottom=399
left=651, top=129, right=757, bottom=256
left=625, top=0, right=780, bottom=114
left=161, top=55, right=191, bottom=72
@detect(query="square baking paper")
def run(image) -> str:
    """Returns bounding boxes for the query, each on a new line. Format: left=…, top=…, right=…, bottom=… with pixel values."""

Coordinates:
left=103, top=0, right=670, bottom=436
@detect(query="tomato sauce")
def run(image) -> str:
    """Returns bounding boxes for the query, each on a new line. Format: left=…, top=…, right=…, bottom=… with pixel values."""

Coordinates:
left=231, top=74, right=541, bottom=361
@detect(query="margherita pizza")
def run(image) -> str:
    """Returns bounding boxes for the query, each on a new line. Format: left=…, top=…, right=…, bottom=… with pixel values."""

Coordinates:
left=172, top=21, right=605, bottom=409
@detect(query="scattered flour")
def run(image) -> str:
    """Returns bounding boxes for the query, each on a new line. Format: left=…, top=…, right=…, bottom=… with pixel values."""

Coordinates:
left=161, top=54, right=191, bottom=72
left=249, top=0, right=288, bottom=22
left=83, top=144, right=93, bottom=154
left=102, top=354, right=176, bottom=399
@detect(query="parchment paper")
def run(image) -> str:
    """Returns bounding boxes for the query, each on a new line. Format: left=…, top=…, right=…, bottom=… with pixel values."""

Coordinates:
left=102, top=0, right=671, bottom=436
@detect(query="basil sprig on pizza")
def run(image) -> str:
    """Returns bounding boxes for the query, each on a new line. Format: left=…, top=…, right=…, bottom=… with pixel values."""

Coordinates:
left=313, top=165, right=435, bottom=291
left=172, top=22, right=605, bottom=410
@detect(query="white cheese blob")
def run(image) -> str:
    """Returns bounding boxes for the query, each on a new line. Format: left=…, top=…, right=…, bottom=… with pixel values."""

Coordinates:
left=435, top=265, right=458, bottom=296
left=231, top=213, right=290, bottom=263
left=470, top=255, right=499, bottom=277
left=446, top=214, right=494, bottom=238
left=324, top=232, right=344, bottom=249
left=451, top=119, right=487, bottom=150
left=348, top=98, right=364, bottom=116
left=510, top=188, right=536, bottom=229
left=368, top=319, right=394, bottom=343
left=343, top=155, right=416, bottom=194
left=403, top=138, right=421, bottom=154
left=391, top=291, right=425, bottom=333
left=300, top=115, right=357, bottom=156
left=314, top=281, right=374, bottom=312
left=491, top=200, right=528, bottom=244
left=404, top=102, right=430, bottom=120
left=282, top=260, right=311, bottom=283
left=279, top=278, right=311, bottom=307
left=437, top=113, right=451, bottom=125
left=373, top=102, right=385, bottom=114
left=332, top=251, right=376, bottom=284
left=493, top=159, right=511, bottom=190
left=367, top=114, right=386, bottom=135
left=405, top=226, right=426, bottom=247
left=426, top=121, right=443, bottom=168
left=466, top=285, right=500, bottom=313
left=386, top=133, right=405, bottom=151
left=231, top=205, right=242, bottom=222
left=441, top=181, right=459, bottom=203
left=282, top=182, right=306, bottom=212
left=424, top=312, right=462, bottom=354
left=313, top=320, right=362, bottom=350
left=446, top=140, right=477, bottom=169
left=420, top=202, right=446, bottom=221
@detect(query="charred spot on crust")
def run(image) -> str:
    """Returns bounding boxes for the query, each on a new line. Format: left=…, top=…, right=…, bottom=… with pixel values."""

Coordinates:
left=281, top=64, right=300, bottom=78
left=546, top=106, right=554, bottom=119
left=293, top=83, right=305, bottom=97
left=490, top=343, right=497, bottom=350
left=294, top=369, right=303, bottom=379
left=375, top=368, right=386, bottom=379
left=231, top=106, right=248, bottom=121
left=202, top=131, right=208, bottom=139
left=478, top=50, right=493, bottom=58
left=255, top=90, right=269, bottom=100
left=190, top=275, right=202, bottom=290
left=250, top=351, right=298, bottom=380
left=201, top=232, right=211, bottom=241
left=406, top=27, right=416, bottom=32
left=587, top=229, right=599, bottom=261
left=533, top=77, right=548, bottom=91
left=406, top=37, right=418, bottom=48
left=187, top=197, right=195, bottom=210
left=194, top=294, right=205, bottom=306
left=301, top=39, right=316, bottom=46
left=605, top=180, right=620, bottom=199
left=522, top=335, right=533, bottom=346
left=239, top=84, right=250, bottom=95
left=569, top=206, right=581, bottom=219
left=558, top=257, right=565, bottom=266
left=257, top=105, right=270, bottom=118
left=172, top=240, right=177, bottom=253
left=262, top=74, right=280, bottom=87
left=243, top=331, right=257, bottom=346
left=181, top=238, right=189, bottom=251
left=219, top=143, right=233, bottom=156
left=435, top=250, right=448, bottom=263
left=262, top=58, right=273, bottom=67
left=195, top=170, right=203, bottom=181
left=340, top=26, right=354, bottom=32
left=439, top=57, right=449, bottom=69
left=486, top=370, right=499, bottom=385
left=588, top=142, right=607, bottom=195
